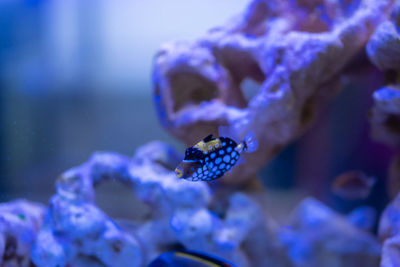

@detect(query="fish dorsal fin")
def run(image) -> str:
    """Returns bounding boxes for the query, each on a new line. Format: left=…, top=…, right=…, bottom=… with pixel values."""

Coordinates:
left=184, top=147, right=203, bottom=161
left=203, top=134, right=214, bottom=143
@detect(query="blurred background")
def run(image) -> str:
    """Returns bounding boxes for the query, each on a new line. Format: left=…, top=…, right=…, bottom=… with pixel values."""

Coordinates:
left=0, top=0, right=394, bottom=221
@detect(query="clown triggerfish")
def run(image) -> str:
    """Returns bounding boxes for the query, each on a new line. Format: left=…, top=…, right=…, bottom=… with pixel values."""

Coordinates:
left=174, top=134, right=250, bottom=181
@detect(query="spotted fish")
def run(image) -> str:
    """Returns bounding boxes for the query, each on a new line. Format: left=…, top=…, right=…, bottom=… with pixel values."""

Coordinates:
left=174, top=134, right=247, bottom=181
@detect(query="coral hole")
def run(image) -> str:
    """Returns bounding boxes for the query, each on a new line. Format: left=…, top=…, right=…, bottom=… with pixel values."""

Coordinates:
left=168, top=72, right=218, bottom=112
left=385, top=114, right=400, bottom=134
left=216, top=47, right=265, bottom=83
left=241, top=78, right=262, bottom=103
left=95, top=181, right=149, bottom=221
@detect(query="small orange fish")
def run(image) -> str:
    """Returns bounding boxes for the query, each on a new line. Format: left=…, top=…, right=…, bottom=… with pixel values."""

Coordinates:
left=331, top=170, right=376, bottom=200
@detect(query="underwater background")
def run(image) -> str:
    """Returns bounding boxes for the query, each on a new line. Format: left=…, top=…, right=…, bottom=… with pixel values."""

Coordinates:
left=1, top=0, right=249, bottom=212
left=1, top=0, right=399, bottom=266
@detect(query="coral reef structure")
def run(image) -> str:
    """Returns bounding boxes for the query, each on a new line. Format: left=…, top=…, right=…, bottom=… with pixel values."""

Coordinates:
left=0, top=200, right=45, bottom=266
left=2, top=0, right=400, bottom=266
left=0, top=142, right=385, bottom=267
left=153, top=0, right=394, bottom=184
left=29, top=142, right=284, bottom=267
left=279, top=198, right=380, bottom=267
left=366, top=2, right=400, bottom=266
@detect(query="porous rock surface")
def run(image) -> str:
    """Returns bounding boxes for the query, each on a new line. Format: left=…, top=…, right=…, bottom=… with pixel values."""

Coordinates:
left=367, top=4, right=400, bottom=265
left=30, top=141, right=280, bottom=267
left=0, top=142, right=386, bottom=267
left=153, top=0, right=394, bottom=184
left=0, top=199, right=45, bottom=267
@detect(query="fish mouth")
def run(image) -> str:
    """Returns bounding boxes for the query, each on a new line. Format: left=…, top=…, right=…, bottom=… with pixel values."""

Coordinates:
left=175, top=168, right=183, bottom=178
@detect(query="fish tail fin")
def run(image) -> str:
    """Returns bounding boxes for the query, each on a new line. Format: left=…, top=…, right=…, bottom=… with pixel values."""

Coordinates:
left=243, top=141, right=248, bottom=152
left=242, top=130, right=258, bottom=153
left=219, top=124, right=258, bottom=153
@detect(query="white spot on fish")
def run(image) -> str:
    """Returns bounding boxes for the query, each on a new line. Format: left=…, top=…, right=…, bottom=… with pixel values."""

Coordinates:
left=219, top=163, right=226, bottom=169
left=227, top=147, right=232, bottom=152
left=215, top=158, right=222, bottom=164
left=219, top=150, right=225, bottom=155
left=211, top=153, right=216, bottom=159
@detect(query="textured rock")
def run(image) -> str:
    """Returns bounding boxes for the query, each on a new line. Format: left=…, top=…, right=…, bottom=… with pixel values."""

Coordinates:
left=32, top=141, right=279, bottom=266
left=379, top=191, right=400, bottom=266
left=379, top=192, right=400, bottom=242
left=153, top=0, right=394, bottom=184
left=367, top=16, right=400, bottom=71
left=370, top=86, right=400, bottom=147
left=0, top=200, right=45, bottom=266
left=31, top=195, right=143, bottom=267
left=31, top=152, right=144, bottom=267
left=388, top=154, right=400, bottom=199
left=347, top=206, right=377, bottom=232
left=381, top=235, right=400, bottom=267
left=279, top=197, right=381, bottom=267
left=368, top=1, right=400, bottom=148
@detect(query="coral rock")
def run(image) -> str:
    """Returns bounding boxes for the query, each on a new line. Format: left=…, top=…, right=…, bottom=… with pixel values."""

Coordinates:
left=388, top=154, right=400, bottom=199
left=280, top=197, right=381, bottom=267
left=381, top=235, right=400, bottom=267
left=347, top=206, right=377, bottom=232
left=379, top=191, right=400, bottom=242
left=153, top=0, right=393, bottom=184
left=33, top=142, right=277, bottom=266
left=367, top=18, right=400, bottom=71
left=0, top=199, right=45, bottom=266
left=31, top=195, right=143, bottom=267
left=368, top=1, right=400, bottom=148
left=370, top=86, right=400, bottom=147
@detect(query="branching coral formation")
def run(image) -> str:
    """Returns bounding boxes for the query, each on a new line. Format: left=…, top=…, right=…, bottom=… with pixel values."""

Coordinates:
left=0, top=200, right=44, bottom=266
left=2, top=142, right=383, bottom=267
left=2, top=0, right=400, bottom=266
left=153, top=0, right=394, bottom=184
left=367, top=2, right=400, bottom=266
left=30, top=143, right=283, bottom=267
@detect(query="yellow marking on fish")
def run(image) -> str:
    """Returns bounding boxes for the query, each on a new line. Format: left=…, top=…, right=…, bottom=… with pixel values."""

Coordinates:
left=175, top=252, right=220, bottom=267
left=194, top=139, right=221, bottom=153
left=175, top=168, right=183, bottom=178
